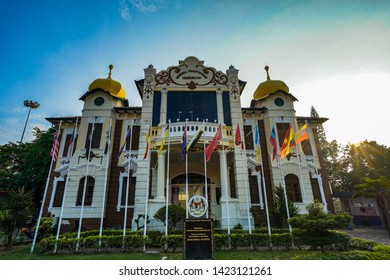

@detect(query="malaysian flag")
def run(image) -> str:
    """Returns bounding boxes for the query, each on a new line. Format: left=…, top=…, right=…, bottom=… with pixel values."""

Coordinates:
left=50, top=131, right=60, bottom=161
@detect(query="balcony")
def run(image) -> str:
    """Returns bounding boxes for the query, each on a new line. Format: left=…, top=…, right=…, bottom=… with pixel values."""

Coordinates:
left=152, top=121, right=232, bottom=146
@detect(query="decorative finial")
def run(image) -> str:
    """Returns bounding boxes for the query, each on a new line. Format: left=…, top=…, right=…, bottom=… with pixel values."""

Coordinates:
left=108, top=64, right=113, bottom=77
left=265, top=65, right=270, bottom=80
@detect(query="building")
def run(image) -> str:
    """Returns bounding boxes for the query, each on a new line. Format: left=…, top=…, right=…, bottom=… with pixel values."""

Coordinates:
left=333, top=192, right=386, bottom=226
left=43, top=56, right=333, bottom=232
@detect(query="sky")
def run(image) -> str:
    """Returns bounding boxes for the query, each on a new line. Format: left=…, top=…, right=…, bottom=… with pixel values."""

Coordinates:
left=0, top=0, right=389, bottom=146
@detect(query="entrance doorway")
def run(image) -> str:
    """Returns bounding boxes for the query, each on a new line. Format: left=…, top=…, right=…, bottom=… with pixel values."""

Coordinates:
left=171, top=173, right=211, bottom=208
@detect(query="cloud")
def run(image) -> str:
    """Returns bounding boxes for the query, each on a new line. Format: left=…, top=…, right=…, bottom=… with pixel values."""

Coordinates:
left=130, top=0, right=158, bottom=13
left=120, top=0, right=170, bottom=19
left=119, top=0, right=131, bottom=20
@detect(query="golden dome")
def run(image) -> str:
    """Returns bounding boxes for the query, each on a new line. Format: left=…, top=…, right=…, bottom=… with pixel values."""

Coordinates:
left=88, top=65, right=126, bottom=99
left=253, top=66, right=289, bottom=100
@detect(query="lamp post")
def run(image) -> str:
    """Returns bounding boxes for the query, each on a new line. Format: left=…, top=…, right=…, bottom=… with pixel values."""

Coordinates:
left=20, top=100, right=40, bottom=143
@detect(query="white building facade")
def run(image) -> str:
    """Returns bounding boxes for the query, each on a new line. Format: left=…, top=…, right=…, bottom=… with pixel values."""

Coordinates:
left=44, top=56, right=333, bottom=232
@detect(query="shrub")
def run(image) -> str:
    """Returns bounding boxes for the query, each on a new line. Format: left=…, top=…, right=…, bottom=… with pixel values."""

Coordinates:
left=271, top=233, right=292, bottom=249
left=154, top=205, right=186, bottom=232
left=161, top=235, right=182, bottom=252
left=214, top=233, right=229, bottom=250
left=230, top=233, right=250, bottom=249
left=289, top=200, right=352, bottom=252
left=146, top=230, right=162, bottom=247
left=249, top=233, right=270, bottom=249
left=348, top=237, right=378, bottom=251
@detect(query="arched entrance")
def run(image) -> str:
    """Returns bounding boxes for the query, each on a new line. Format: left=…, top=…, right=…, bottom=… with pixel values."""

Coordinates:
left=170, top=173, right=212, bottom=209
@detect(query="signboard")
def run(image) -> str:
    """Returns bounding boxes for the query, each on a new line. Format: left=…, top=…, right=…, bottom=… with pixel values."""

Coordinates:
left=183, top=219, right=214, bottom=260
left=188, top=195, right=208, bottom=218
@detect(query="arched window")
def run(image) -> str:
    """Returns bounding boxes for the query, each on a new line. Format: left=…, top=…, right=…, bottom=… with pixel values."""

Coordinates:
left=76, top=176, right=95, bottom=206
left=285, top=174, right=302, bottom=202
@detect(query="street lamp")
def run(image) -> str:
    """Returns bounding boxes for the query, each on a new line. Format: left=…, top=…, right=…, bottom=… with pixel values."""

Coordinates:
left=20, top=100, right=40, bottom=143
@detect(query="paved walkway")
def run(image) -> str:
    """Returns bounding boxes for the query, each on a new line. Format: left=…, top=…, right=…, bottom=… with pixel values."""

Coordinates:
left=342, top=227, right=390, bottom=245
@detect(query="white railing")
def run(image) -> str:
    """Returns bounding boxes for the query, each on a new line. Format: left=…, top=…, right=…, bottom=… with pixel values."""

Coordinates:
left=152, top=121, right=232, bottom=140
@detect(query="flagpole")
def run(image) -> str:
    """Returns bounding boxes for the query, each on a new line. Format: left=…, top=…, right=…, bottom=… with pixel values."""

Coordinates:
left=221, top=123, right=231, bottom=236
left=254, top=125, right=264, bottom=210
left=185, top=119, right=189, bottom=219
left=99, top=118, right=112, bottom=251
left=54, top=118, right=78, bottom=253
left=203, top=120, right=209, bottom=218
left=76, top=117, right=95, bottom=251
left=30, top=120, right=62, bottom=254
left=256, top=122, right=272, bottom=248
left=239, top=121, right=252, bottom=234
left=305, top=120, right=328, bottom=212
left=165, top=121, right=171, bottom=238
left=143, top=125, right=152, bottom=251
left=123, top=120, right=134, bottom=250
left=291, top=121, right=307, bottom=204
left=273, top=119, right=293, bottom=240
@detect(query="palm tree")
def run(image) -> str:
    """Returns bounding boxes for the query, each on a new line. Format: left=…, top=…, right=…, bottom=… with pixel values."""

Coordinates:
left=271, top=185, right=299, bottom=228
left=0, top=190, right=33, bottom=248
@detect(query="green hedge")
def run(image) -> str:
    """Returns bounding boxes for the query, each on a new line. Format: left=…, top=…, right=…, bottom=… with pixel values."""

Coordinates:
left=41, top=228, right=383, bottom=254
left=292, top=230, right=350, bottom=251
left=160, top=235, right=182, bottom=252
left=39, top=234, right=146, bottom=254
left=348, top=237, right=378, bottom=250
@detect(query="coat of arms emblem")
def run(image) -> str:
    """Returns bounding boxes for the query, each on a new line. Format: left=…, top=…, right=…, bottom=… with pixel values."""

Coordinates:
left=188, top=195, right=208, bottom=218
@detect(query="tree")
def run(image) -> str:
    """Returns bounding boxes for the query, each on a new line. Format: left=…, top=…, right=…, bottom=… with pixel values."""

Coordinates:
left=289, top=200, right=352, bottom=252
left=154, top=205, right=186, bottom=232
left=20, top=127, right=54, bottom=206
left=0, top=127, right=53, bottom=208
left=338, top=142, right=390, bottom=192
left=0, top=190, right=34, bottom=248
left=310, top=106, right=343, bottom=190
left=354, top=176, right=390, bottom=229
left=270, top=185, right=299, bottom=228
left=0, top=142, right=28, bottom=191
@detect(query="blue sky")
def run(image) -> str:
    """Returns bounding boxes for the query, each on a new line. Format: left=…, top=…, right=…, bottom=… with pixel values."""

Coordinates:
left=1, top=0, right=389, bottom=146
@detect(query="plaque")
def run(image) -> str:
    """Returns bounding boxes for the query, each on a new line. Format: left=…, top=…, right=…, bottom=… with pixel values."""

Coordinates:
left=183, top=219, right=214, bottom=260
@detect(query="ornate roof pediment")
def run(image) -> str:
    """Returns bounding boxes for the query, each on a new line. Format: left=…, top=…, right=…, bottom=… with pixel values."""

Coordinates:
left=155, top=56, right=228, bottom=90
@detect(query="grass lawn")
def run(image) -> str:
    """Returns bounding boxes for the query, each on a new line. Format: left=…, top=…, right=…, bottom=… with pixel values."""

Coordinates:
left=0, top=245, right=335, bottom=260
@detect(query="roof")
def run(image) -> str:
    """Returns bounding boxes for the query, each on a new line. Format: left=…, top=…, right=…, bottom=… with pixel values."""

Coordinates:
left=46, top=116, right=80, bottom=126
left=79, top=88, right=126, bottom=102
left=296, top=116, right=328, bottom=124
left=332, top=191, right=355, bottom=198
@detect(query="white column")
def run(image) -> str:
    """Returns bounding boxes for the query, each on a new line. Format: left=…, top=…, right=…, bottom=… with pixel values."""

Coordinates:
left=160, top=89, right=168, bottom=125
left=219, top=150, right=229, bottom=201
left=216, top=89, right=224, bottom=124
left=156, top=151, right=166, bottom=200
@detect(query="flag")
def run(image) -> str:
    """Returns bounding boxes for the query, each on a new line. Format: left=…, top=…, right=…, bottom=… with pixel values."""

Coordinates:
left=294, top=123, right=309, bottom=145
left=180, top=124, right=187, bottom=160
left=234, top=123, right=244, bottom=149
left=269, top=125, right=277, bottom=161
left=255, top=125, right=261, bottom=161
left=50, top=131, right=60, bottom=161
left=143, top=126, right=151, bottom=160
left=205, top=124, right=222, bottom=162
left=117, top=126, right=132, bottom=159
left=158, top=124, right=169, bottom=158
left=280, top=124, right=295, bottom=159
left=104, top=124, right=112, bottom=155
left=186, top=126, right=203, bottom=152
left=85, top=124, right=95, bottom=160
left=66, top=126, right=76, bottom=158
